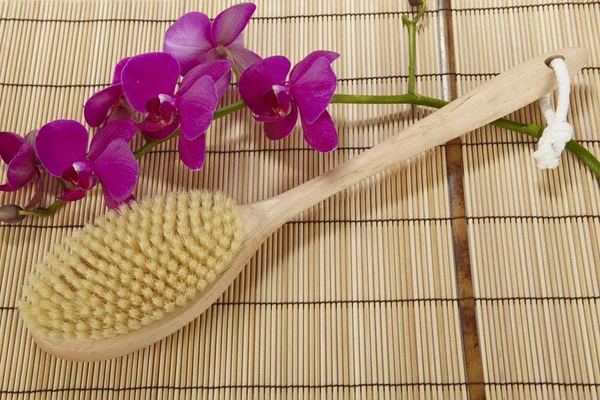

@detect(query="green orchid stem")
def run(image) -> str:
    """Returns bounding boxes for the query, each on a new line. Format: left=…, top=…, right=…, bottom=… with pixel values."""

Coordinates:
left=231, top=64, right=242, bottom=81
left=134, top=139, right=163, bottom=160
left=214, top=100, right=246, bottom=119
left=402, top=0, right=426, bottom=94
left=19, top=200, right=64, bottom=217
left=331, top=93, right=600, bottom=180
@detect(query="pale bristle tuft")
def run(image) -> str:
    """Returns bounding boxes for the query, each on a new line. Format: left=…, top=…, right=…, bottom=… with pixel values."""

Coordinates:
left=19, top=191, right=244, bottom=340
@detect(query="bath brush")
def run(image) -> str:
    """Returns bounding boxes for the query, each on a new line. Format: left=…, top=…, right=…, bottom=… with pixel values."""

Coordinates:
left=19, top=48, right=588, bottom=361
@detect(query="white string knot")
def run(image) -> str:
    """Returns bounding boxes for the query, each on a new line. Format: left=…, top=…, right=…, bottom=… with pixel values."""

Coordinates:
left=532, top=57, right=573, bottom=169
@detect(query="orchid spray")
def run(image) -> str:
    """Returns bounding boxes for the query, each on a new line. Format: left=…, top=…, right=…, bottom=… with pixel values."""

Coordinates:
left=2, top=0, right=600, bottom=223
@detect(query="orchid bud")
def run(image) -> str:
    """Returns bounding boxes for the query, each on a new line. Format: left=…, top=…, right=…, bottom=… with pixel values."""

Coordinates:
left=409, top=0, right=421, bottom=6
left=0, top=204, right=26, bottom=224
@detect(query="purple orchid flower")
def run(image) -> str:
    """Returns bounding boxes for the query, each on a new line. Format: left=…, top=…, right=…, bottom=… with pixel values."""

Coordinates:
left=164, top=3, right=261, bottom=76
left=238, top=51, right=340, bottom=152
left=35, top=119, right=139, bottom=208
left=121, top=52, right=231, bottom=170
left=84, top=57, right=132, bottom=127
left=0, top=130, right=43, bottom=209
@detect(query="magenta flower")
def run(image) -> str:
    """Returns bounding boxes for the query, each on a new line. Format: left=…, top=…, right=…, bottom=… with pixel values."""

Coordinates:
left=164, top=3, right=261, bottom=75
left=121, top=52, right=231, bottom=170
left=239, top=51, right=340, bottom=152
left=84, top=57, right=132, bottom=127
left=35, top=119, right=139, bottom=208
left=0, top=130, right=43, bottom=209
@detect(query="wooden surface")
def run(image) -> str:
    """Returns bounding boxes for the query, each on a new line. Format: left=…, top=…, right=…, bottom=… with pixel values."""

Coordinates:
left=1, top=0, right=599, bottom=399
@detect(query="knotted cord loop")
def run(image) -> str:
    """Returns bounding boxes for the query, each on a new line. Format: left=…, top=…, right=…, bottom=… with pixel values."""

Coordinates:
left=532, top=58, right=573, bottom=169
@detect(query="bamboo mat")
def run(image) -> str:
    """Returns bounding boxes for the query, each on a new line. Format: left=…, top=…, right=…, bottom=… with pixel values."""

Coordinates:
left=0, top=0, right=599, bottom=399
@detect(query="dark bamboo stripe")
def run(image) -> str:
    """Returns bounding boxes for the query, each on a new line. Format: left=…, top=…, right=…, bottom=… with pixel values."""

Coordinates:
left=0, top=72, right=474, bottom=87
left=1, top=67, right=598, bottom=88
left=460, top=139, right=600, bottom=147
left=2, top=381, right=599, bottom=394
left=3, top=214, right=600, bottom=230
left=468, top=215, right=600, bottom=221
left=450, top=1, right=600, bottom=13
left=4, top=296, right=600, bottom=311
left=0, top=1, right=598, bottom=23
left=2, top=214, right=599, bottom=230
left=438, top=2, right=486, bottom=399
left=0, top=9, right=438, bottom=24
left=140, top=139, right=599, bottom=155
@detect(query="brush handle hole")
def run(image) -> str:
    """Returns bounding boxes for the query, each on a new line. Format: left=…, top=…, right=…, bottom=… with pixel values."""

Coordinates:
left=544, top=55, right=565, bottom=68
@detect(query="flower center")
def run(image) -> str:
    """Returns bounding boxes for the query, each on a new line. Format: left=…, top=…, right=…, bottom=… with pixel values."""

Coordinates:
left=62, top=161, right=98, bottom=190
left=263, top=85, right=292, bottom=118
left=147, top=95, right=178, bottom=126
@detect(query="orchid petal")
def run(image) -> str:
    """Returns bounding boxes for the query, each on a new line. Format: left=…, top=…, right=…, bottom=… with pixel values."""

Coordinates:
left=238, top=56, right=291, bottom=115
left=0, top=131, right=25, bottom=164
left=273, top=86, right=292, bottom=114
left=301, top=110, right=338, bottom=152
left=146, top=97, right=161, bottom=116
left=88, top=119, right=138, bottom=160
left=177, top=75, right=218, bottom=141
left=178, top=59, right=233, bottom=98
left=84, top=84, right=123, bottom=127
left=57, top=187, right=88, bottom=202
left=158, top=97, right=177, bottom=123
left=215, top=71, right=233, bottom=99
left=264, top=105, right=298, bottom=141
left=198, top=48, right=223, bottom=63
left=104, top=192, right=135, bottom=210
left=61, top=166, right=79, bottom=186
left=75, top=166, right=98, bottom=190
left=6, top=143, right=36, bottom=190
left=112, top=57, right=131, bottom=84
left=35, top=120, right=89, bottom=177
left=92, top=139, right=139, bottom=203
left=227, top=45, right=262, bottom=74
left=121, top=52, right=180, bottom=113
left=164, top=12, right=214, bottom=75
left=228, top=33, right=246, bottom=48
left=211, top=3, right=256, bottom=46
left=291, top=57, right=337, bottom=124
left=24, top=130, right=38, bottom=148
left=107, top=101, right=132, bottom=124
left=178, top=134, right=206, bottom=171
left=289, top=51, right=340, bottom=84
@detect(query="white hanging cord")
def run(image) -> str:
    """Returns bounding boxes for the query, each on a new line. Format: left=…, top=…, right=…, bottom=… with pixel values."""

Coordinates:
left=532, top=58, right=574, bottom=169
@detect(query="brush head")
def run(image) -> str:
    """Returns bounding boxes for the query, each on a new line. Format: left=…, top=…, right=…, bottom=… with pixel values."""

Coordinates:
left=19, top=191, right=244, bottom=341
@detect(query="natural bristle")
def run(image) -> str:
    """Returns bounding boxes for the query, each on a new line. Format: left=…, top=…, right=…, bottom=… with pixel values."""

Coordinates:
left=19, top=191, right=245, bottom=341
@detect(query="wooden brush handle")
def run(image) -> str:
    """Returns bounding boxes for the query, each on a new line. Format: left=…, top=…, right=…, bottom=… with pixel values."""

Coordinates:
left=264, top=48, right=589, bottom=225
